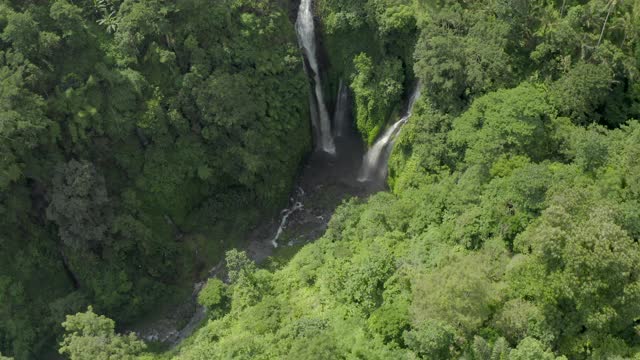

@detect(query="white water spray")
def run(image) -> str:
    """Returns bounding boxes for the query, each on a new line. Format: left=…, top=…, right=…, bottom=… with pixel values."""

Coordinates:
left=296, top=0, right=335, bottom=154
left=358, top=85, right=421, bottom=182
left=270, top=202, right=303, bottom=248
left=270, top=187, right=306, bottom=248
left=333, top=79, right=350, bottom=137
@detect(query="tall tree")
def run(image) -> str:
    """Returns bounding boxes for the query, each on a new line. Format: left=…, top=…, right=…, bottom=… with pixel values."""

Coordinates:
left=59, top=306, right=146, bottom=360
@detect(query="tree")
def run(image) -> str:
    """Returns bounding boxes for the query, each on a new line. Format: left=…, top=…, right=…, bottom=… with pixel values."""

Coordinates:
left=509, top=337, right=566, bottom=360
left=597, top=0, right=618, bottom=47
left=494, top=299, right=555, bottom=346
left=413, top=3, right=515, bottom=113
left=46, top=160, right=111, bottom=251
left=549, top=62, right=614, bottom=124
left=0, top=53, right=48, bottom=190
left=410, top=254, right=500, bottom=337
left=368, top=299, right=410, bottom=345
left=286, top=332, right=343, bottom=360
left=225, top=249, right=256, bottom=284
left=450, top=83, right=556, bottom=169
left=403, top=320, right=456, bottom=359
left=413, top=16, right=467, bottom=113
left=512, top=195, right=640, bottom=356
left=468, top=336, right=512, bottom=360
left=198, top=278, right=230, bottom=319
left=59, top=306, right=146, bottom=360
left=0, top=7, right=41, bottom=57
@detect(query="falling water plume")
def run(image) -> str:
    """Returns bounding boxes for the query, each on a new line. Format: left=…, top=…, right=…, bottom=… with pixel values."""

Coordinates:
left=296, top=0, right=335, bottom=154
left=357, top=84, right=421, bottom=182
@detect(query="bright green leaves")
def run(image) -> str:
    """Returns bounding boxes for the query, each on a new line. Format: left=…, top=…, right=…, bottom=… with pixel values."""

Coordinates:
left=494, top=299, right=555, bottom=347
left=351, top=53, right=404, bottom=144
left=549, top=62, right=614, bottom=124
left=285, top=331, right=343, bottom=360
left=570, top=125, right=611, bottom=173
left=319, top=0, right=369, bottom=34
left=368, top=298, right=410, bottom=346
left=323, top=239, right=395, bottom=313
left=113, top=0, right=173, bottom=64
left=403, top=319, right=456, bottom=359
left=410, top=253, right=502, bottom=337
left=388, top=97, right=455, bottom=190
left=509, top=337, right=566, bottom=360
left=59, top=306, right=146, bottom=360
left=226, top=250, right=272, bottom=312
left=414, top=28, right=466, bottom=112
left=450, top=83, right=556, bottom=169
left=198, top=278, right=230, bottom=319
left=512, top=196, right=640, bottom=356
left=414, top=4, right=514, bottom=113
left=374, top=3, right=415, bottom=36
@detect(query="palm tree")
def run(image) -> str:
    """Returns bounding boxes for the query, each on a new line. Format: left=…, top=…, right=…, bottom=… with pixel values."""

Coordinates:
left=597, top=0, right=620, bottom=47
left=94, top=0, right=118, bottom=34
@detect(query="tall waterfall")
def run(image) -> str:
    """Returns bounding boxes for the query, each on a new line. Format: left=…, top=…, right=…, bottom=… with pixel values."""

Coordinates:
left=357, top=84, right=421, bottom=182
left=296, top=0, right=335, bottom=154
left=333, top=80, right=350, bottom=137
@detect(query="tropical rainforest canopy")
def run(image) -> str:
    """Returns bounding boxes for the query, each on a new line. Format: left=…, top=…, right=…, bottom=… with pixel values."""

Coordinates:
left=1, top=0, right=640, bottom=359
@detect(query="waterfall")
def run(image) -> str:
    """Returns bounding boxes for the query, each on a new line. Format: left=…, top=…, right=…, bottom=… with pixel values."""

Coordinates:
left=333, top=79, right=350, bottom=137
left=357, top=84, right=421, bottom=182
left=270, top=187, right=305, bottom=248
left=296, top=0, right=336, bottom=154
left=308, top=92, right=321, bottom=143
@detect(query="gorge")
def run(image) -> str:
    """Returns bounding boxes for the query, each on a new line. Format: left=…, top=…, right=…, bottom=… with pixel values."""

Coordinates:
left=2, top=0, right=640, bottom=359
left=131, top=0, right=404, bottom=345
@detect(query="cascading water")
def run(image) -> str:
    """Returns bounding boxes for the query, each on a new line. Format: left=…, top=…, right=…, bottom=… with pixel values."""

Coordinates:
left=270, top=202, right=304, bottom=248
left=296, top=0, right=335, bottom=154
left=308, top=93, right=321, bottom=143
left=333, top=80, right=350, bottom=137
left=357, top=84, right=421, bottom=182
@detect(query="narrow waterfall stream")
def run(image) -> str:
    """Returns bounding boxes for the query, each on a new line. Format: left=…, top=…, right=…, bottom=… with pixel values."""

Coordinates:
left=296, top=0, right=335, bottom=154
left=270, top=188, right=304, bottom=248
left=333, top=80, right=350, bottom=137
left=358, top=84, right=421, bottom=182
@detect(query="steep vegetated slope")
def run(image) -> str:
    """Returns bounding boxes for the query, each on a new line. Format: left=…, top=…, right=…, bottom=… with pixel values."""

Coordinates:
left=162, top=0, right=640, bottom=359
left=0, top=0, right=309, bottom=358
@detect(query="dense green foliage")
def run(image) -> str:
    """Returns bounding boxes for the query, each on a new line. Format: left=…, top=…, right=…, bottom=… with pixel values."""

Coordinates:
left=155, top=0, right=639, bottom=359
left=318, top=0, right=417, bottom=143
left=0, top=0, right=309, bottom=358
left=3, top=0, right=640, bottom=359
